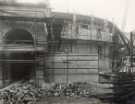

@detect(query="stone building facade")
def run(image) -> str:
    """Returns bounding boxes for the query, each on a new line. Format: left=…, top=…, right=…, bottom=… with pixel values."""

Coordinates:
left=0, top=1, right=50, bottom=87
left=46, top=12, right=122, bottom=93
left=0, top=1, right=123, bottom=94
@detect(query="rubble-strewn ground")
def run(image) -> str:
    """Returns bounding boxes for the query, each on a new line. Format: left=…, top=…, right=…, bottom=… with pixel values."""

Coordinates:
left=0, top=81, right=112, bottom=104
left=38, top=96, right=109, bottom=104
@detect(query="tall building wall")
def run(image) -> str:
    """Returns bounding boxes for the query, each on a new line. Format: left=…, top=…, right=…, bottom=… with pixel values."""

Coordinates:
left=47, top=40, right=99, bottom=83
left=47, top=40, right=112, bottom=84
left=46, top=12, right=122, bottom=94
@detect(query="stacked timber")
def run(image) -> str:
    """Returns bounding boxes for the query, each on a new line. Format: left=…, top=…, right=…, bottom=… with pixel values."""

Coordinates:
left=99, top=72, right=135, bottom=104
left=113, top=72, right=135, bottom=104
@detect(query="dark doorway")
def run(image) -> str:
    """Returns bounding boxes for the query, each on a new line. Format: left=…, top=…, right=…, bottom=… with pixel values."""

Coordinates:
left=9, top=52, right=34, bottom=81
left=3, top=29, right=35, bottom=82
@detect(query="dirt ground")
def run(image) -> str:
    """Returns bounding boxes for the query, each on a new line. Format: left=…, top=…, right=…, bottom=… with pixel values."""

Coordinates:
left=38, top=96, right=111, bottom=104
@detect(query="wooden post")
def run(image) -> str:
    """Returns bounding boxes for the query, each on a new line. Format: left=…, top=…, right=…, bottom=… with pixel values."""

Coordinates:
left=66, top=51, right=69, bottom=84
left=130, top=32, right=134, bottom=72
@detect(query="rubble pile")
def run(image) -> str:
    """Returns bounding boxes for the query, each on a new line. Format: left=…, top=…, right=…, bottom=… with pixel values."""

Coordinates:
left=0, top=82, right=94, bottom=103
left=0, top=81, right=43, bottom=104
left=44, top=82, right=93, bottom=97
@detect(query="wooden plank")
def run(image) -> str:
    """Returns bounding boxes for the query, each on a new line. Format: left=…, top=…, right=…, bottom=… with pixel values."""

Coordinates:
left=68, top=55, right=98, bottom=60
left=68, top=61, right=98, bottom=68
left=68, top=69, right=98, bottom=74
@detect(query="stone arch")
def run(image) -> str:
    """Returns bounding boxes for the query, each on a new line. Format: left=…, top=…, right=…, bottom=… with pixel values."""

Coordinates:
left=1, top=28, right=35, bottom=82
left=3, top=28, right=34, bottom=44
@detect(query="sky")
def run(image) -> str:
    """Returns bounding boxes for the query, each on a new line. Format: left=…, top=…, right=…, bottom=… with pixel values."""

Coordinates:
left=16, top=0, right=135, bottom=32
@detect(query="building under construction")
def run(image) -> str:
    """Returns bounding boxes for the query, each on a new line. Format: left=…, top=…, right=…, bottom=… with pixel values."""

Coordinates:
left=0, top=0, right=124, bottom=94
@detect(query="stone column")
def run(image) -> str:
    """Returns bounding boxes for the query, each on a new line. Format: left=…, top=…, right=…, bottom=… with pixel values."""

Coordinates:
left=0, top=64, right=3, bottom=88
left=35, top=56, right=45, bottom=88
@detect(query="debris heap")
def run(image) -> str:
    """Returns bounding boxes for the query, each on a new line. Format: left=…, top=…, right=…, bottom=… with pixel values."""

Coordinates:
left=0, top=81, right=43, bottom=104
left=0, top=82, right=94, bottom=104
left=43, top=82, right=93, bottom=97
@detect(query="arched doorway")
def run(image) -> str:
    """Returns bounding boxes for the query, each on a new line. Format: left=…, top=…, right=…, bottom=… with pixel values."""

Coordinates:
left=2, top=29, right=35, bottom=83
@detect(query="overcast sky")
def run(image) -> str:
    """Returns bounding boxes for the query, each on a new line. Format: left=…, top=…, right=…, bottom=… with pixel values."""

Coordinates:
left=18, top=0, right=135, bottom=32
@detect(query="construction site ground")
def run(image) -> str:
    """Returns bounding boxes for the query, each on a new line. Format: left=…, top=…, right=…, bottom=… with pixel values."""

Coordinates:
left=0, top=81, right=113, bottom=104
left=38, top=96, right=110, bottom=104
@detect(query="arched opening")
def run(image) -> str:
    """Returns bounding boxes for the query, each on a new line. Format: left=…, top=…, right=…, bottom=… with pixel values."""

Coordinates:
left=4, top=29, right=34, bottom=44
left=2, top=29, right=35, bottom=83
